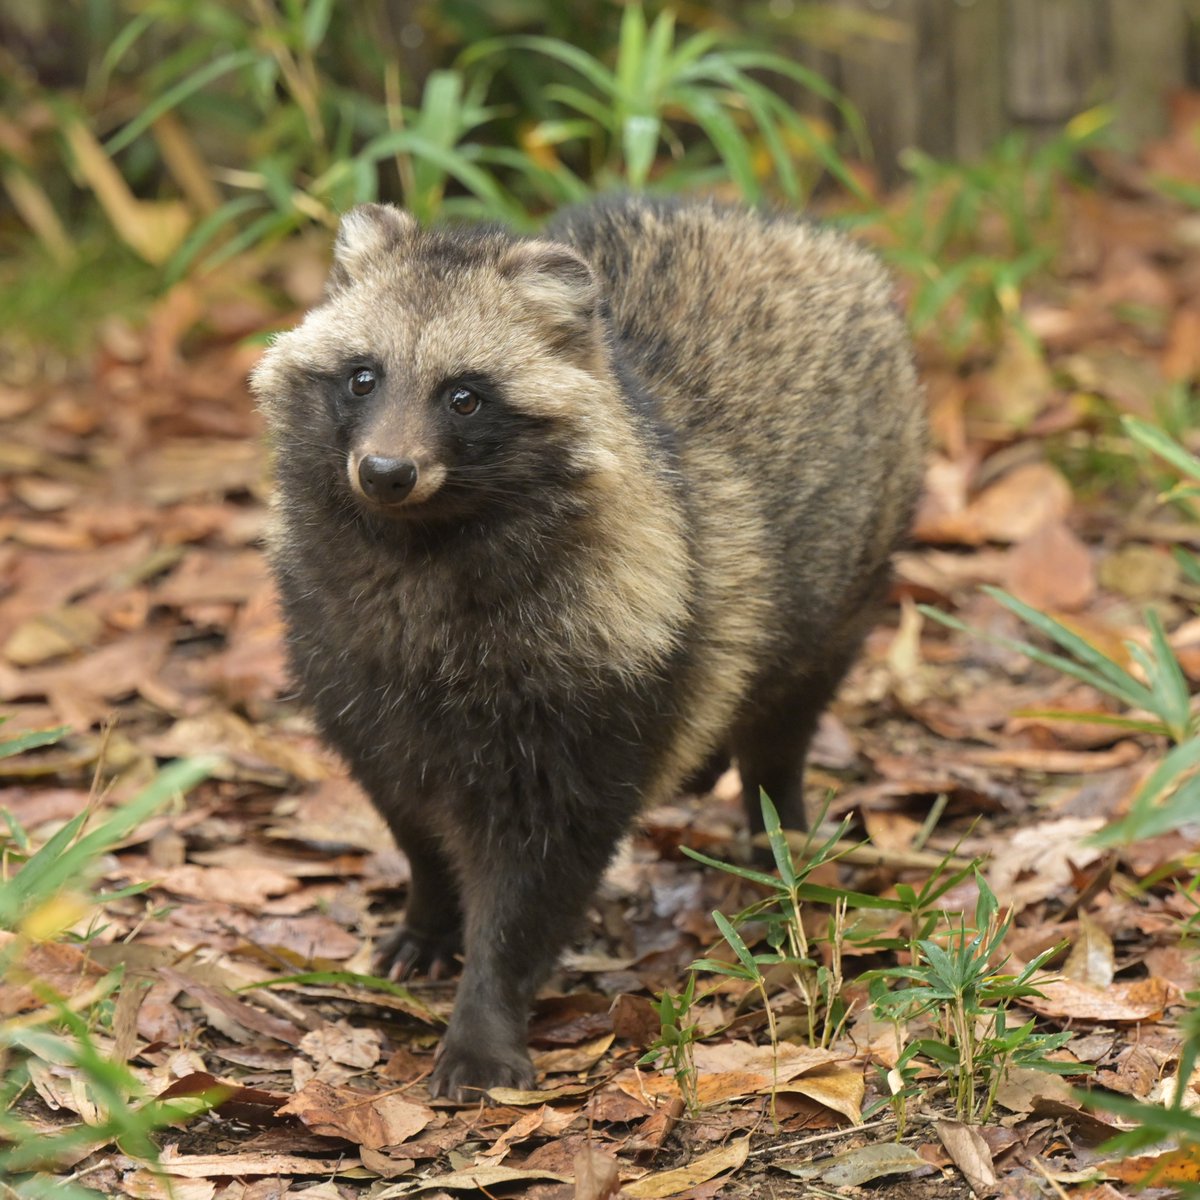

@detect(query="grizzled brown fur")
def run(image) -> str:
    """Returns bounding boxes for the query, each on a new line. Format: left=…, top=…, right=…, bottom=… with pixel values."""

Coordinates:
left=251, top=195, right=925, bottom=1100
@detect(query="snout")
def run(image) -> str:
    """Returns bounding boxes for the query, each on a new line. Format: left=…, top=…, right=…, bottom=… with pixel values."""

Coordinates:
left=349, top=451, right=447, bottom=510
left=358, top=455, right=418, bottom=505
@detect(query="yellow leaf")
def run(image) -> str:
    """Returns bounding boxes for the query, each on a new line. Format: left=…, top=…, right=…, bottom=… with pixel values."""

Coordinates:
left=21, top=892, right=91, bottom=942
left=622, top=1136, right=750, bottom=1198
left=63, top=120, right=189, bottom=264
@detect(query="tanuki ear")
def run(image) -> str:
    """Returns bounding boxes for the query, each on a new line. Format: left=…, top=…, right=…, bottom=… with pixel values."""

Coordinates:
left=329, top=203, right=416, bottom=289
left=499, top=241, right=600, bottom=335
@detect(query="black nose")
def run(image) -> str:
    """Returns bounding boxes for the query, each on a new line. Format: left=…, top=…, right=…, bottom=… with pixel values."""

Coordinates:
left=358, top=455, right=417, bottom=504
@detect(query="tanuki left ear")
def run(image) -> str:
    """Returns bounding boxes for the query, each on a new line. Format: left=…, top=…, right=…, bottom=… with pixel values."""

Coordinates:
left=499, top=241, right=601, bottom=345
left=329, top=203, right=416, bottom=291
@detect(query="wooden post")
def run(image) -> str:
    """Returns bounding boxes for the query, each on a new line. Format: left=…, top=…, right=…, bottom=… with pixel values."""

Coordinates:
left=833, top=0, right=920, bottom=179
left=1005, top=0, right=1104, bottom=123
left=914, top=0, right=957, bottom=160
left=950, top=0, right=1007, bottom=159
left=1110, top=0, right=1188, bottom=146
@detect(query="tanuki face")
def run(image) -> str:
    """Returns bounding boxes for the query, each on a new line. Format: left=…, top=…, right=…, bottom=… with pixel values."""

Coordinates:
left=253, top=204, right=624, bottom=528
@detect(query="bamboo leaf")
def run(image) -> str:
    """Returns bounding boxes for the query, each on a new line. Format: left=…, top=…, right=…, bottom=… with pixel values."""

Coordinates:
left=712, top=911, right=759, bottom=976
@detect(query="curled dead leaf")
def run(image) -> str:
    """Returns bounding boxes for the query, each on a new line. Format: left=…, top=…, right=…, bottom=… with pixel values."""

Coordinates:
left=278, top=1079, right=433, bottom=1150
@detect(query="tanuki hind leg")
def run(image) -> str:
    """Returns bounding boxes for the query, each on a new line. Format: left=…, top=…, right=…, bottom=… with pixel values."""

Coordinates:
left=733, top=660, right=855, bottom=838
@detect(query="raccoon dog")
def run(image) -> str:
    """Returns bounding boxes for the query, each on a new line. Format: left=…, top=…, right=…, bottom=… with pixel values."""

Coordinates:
left=251, top=195, right=924, bottom=1100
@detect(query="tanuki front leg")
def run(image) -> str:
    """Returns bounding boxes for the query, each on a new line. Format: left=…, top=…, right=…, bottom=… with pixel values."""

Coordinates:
left=428, top=806, right=625, bottom=1102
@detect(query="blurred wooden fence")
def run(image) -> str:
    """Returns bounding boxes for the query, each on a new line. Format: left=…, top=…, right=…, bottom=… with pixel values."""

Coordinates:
left=796, top=0, right=1196, bottom=175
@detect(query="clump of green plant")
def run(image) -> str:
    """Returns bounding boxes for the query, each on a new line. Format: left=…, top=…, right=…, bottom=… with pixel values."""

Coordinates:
left=5, top=0, right=866, bottom=302
left=923, top=583, right=1199, bottom=844
left=685, top=794, right=895, bottom=1052
left=1069, top=414, right=1199, bottom=1189
left=0, top=725, right=214, bottom=1197
left=851, top=107, right=1111, bottom=350
left=867, top=875, right=1072, bottom=1125
left=464, top=3, right=866, bottom=205
left=1124, top=412, right=1200, bottom=582
left=866, top=1041, right=923, bottom=1140
left=638, top=973, right=703, bottom=1114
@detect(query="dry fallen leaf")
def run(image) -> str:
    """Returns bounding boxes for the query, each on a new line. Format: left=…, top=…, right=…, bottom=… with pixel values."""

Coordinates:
left=987, top=817, right=1107, bottom=909
left=621, top=1135, right=750, bottom=1198
left=0, top=933, right=107, bottom=1016
left=777, top=1066, right=865, bottom=1124
left=278, top=1079, right=433, bottom=1150
left=534, top=1033, right=616, bottom=1074
left=1098, top=543, right=1180, bottom=600
left=924, top=462, right=1074, bottom=545
left=574, top=1143, right=624, bottom=1200
left=1024, top=976, right=1179, bottom=1023
left=1004, top=519, right=1095, bottom=611
left=156, top=1147, right=367, bottom=1179
left=3, top=605, right=104, bottom=666
left=116, top=1170, right=216, bottom=1200
left=373, top=1164, right=572, bottom=1197
left=935, top=1119, right=998, bottom=1195
left=778, top=1141, right=928, bottom=1186
left=1062, top=913, right=1116, bottom=987
left=300, top=1021, right=383, bottom=1071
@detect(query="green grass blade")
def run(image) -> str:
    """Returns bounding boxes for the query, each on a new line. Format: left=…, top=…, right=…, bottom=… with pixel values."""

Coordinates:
left=622, top=114, right=661, bottom=188
left=927, top=589, right=1155, bottom=711
left=759, top=792, right=796, bottom=888
left=673, top=86, right=760, bottom=203
left=1, top=757, right=214, bottom=925
left=1143, top=608, right=1194, bottom=740
left=104, top=49, right=259, bottom=156
left=165, top=195, right=267, bottom=283
left=0, top=726, right=68, bottom=760
left=643, top=9, right=677, bottom=97
left=722, top=74, right=802, bottom=201
left=201, top=208, right=300, bottom=274
left=413, top=71, right=466, bottom=148
left=1011, top=709, right=1169, bottom=737
left=490, top=36, right=617, bottom=99
left=98, top=8, right=157, bottom=83
left=1095, top=746, right=1200, bottom=844
left=680, top=846, right=780, bottom=889
left=793, top=883, right=903, bottom=910
left=665, top=27, right=722, bottom=72
left=1123, top=415, right=1200, bottom=482
left=717, top=49, right=869, bottom=153
left=361, top=131, right=522, bottom=223
left=471, top=146, right=590, bottom=206
left=410, top=71, right=467, bottom=204
left=543, top=84, right=615, bottom=130
left=981, top=586, right=1156, bottom=703
left=616, top=3, right=649, bottom=110
left=1174, top=547, right=1200, bottom=585
left=302, top=0, right=334, bottom=50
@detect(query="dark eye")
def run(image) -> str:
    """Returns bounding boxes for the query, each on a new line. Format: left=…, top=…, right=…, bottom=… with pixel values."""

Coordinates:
left=448, top=386, right=481, bottom=416
left=348, top=368, right=376, bottom=397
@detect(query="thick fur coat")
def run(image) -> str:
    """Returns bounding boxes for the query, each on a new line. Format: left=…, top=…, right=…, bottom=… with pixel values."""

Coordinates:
left=251, top=195, right=925, bottom=1099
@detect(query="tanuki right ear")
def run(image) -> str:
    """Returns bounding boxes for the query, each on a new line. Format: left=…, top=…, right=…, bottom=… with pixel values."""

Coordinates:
left=328, top=204, right=416, bottom=291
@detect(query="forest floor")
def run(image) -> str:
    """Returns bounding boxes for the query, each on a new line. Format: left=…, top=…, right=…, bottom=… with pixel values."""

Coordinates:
left=3, top=115, right=1200, bottom=1200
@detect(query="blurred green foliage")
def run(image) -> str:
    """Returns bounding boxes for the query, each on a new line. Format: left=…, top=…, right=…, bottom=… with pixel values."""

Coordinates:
left=0, top=0, right=1110, bottom=356
left=0, top=0, right=874, bottom=276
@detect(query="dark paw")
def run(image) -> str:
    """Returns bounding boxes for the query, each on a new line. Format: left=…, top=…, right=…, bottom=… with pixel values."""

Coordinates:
left=429, top=1038, right=536, bottom=1103
left=373, top=923, right=461, bottom=981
